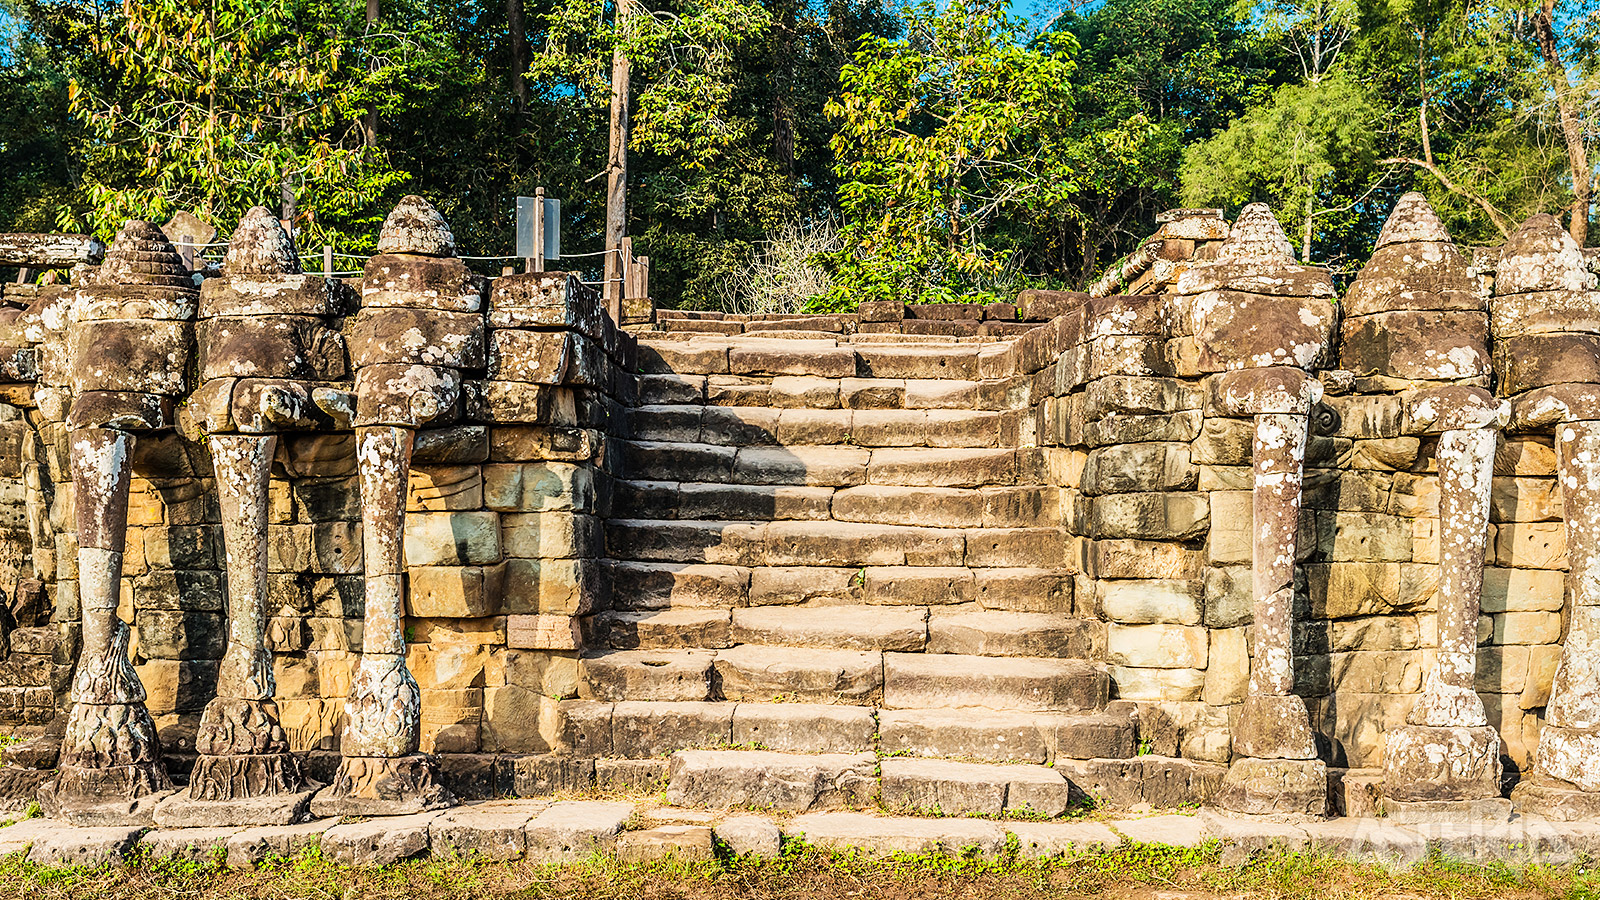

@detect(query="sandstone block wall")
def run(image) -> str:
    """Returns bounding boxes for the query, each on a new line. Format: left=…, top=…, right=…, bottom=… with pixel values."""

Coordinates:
left=0, top=197, right=1593, bottom=815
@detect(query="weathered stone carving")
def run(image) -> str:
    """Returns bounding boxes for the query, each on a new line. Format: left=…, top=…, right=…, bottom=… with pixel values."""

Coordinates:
left=154, top=208, right=358, bottom=823
left=46, top=221, right=191, bottom=821
left=1343, top=194, right=1511, bottom=821
left=311, top=197, right=464, bottom=816
left=1176, top=203, right=1333, bottom=818
left=1502, top=215, right=1600, bottom=821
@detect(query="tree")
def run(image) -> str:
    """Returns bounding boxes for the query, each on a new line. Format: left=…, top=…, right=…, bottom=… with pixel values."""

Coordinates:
left=0, top=10, right=84, bottom=232
left=1358, top=0, right=1596, bottom=246
left=1180, top=75, right=1381, bottom=261
left=1044, top=0, right=1286, bottom=286
left=823, top=0, right=1079, bottom=307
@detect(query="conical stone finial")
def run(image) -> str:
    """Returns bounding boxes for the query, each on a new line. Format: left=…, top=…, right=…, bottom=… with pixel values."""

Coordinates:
left=1376, top=192, right=1453, bottom=248
left=1215, top=202, right=1297, bottom=264
left=1498, top=213, right=1596, bottom=294
left=225, top=206, right=302, bottom=277
left=376, top=196, right=456, bottom=258
left=99, top=219, right=194, bottom=286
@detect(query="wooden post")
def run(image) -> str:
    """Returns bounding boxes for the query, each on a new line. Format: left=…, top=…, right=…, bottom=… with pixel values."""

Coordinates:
left=535, top=186, right=546, bottom=273
left=323, top=245, right=334, bottom=278
left=177, top=237, right=195, bottom=272
left=603, top=0, right=633, bottom=323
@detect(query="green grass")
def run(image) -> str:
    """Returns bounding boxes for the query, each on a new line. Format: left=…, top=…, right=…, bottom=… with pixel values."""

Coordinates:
left=0, top=837, right=1592, bottom=900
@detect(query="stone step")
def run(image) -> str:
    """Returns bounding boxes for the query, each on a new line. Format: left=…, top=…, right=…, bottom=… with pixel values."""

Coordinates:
left=665, top=749, right=878, bottom=811
left=578, top=650, right=716, bottom=702
left=876, top=707, right=1135, bottom=764
left=880, top=757, right=1072, bottom=817
left=883, top=652, right=1109, bottom=712
left=605, top=518, right=1064, bottom=569
left=637, top=337, right=991, bottom=380
left=578, top=646, right=1106, bottom=711
left=926, top=609, right=1102, bottom=659
left=604, top=560, right=751, bottom=609
left=604, top=561, right=1075, bottom=613
left=561, top=700, right=876, bottom=757
left=614, top=481, right=1058, bottom=529
left=729, top=606, right=928, bottom=652
left=564, top=697, right=1131, bottom=764
left=626, top=405, right=1013, bottom=448
left=635, top=373, right=1021, bottom=411
left=714, top=644, right=885, bottom=703
left=618, top=441, right=1024, bottom=489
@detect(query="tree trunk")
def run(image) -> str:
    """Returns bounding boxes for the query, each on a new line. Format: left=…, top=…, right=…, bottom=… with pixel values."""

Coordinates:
left=281, top=170, right=297, bottom=232
left=1302, top=174, right=1315, bottom=263
left=1534, top=0, right=1592, bottom=246
left=771, top=2, right=796, bottom=179
left=363, top=0, right=381, bottom=148
left=507, top=0, right=528, bottom=114
left=604, top=0, right=633, bottom=315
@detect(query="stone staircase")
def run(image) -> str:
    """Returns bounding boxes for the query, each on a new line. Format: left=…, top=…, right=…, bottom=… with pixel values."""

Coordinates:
left=563, top=330, right=1144, bottom=816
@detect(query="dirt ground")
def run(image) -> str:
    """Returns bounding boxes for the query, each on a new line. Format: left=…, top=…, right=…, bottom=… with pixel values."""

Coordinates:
left=0, top=843, right=1587, bottom=900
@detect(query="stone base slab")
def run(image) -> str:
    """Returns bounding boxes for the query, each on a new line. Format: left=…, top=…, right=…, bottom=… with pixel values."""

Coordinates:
left=1512, top=776, right=1600, bottom=822
left=153, top=786, right=317, bottom=827
left=1531, top=725, right=1600, bottom=793
left=8, top=803, right=1600, bottom=868
left=1211, top=757, right=1328, bottom=820
left=1383, top=724, right=1502, bottom=803
left=36, top=786, right=176, bottom=826
left=1384, top=797, right=1512, bottom=825
left=309, top=754, right=454, bottom=817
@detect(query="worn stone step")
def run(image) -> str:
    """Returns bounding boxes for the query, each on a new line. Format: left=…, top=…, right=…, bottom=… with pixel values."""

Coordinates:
left=635, top=373, right=1020, bottom=412
left=731, top=703, right=877, bottom=753
left=605, top=560, right=751, bottom=610
left=615, top=481, right=836, bottom=521
left=620, top=441, right=1027, bottom=489
left=926, top=609, right=1103, bottom=659
left=604, top=519, right=766, bottom=566
left=627, top=405, right=1011, bottom=448
left=883, top=652, right=1109, bottom=712
left=606, top=518, right=977, bottom=568
left=880, top=757, right=1072, bottom=817
left=595, top=609, right=734, bottom=650
left=714, top=644, right=884, bottom=703
left=578, top=650, right=716, bottom=702
left=783, top=812, right=1007, bottom=858
left=730, top=606, right=928, bottom=652
left=877, top=707, right=1135, bottom=764
left=665, top=749, right=878, bottom=811
left=762, top=520, right=966, bottom=567
left=867, top=448, right=1019, bottom=487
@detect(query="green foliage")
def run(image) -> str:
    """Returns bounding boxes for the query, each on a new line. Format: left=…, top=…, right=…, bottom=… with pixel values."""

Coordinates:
left=1041, top=0, right=1286, bottom=286
left=1179, top=74, right=1379, bottom=258
left=0, top=10, right=84, bottom=232
left=55, top=0, right=398, bottom=241
left=534, top=0, right=772, bottom=169
left=822, top=0, right=1078, bottom=308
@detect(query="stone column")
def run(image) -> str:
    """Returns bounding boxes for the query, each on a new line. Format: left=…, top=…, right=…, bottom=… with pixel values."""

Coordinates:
left=155, top=205, right=346, bottom=826
left=46, top=218, right=196, bottom=822
left=1383, top=406, right=1508, bottom=820
left=158, top=433, right=309, bottom=825
left=1211, top=374, right=1327, bottom=818
left=1515, top=419, right=1600, bottom=818
left=51, top=427, right=172, bottom=817
left=1173, top=203, right=1336, bottom=820
left=311, top=196, right=462, bottom=816
left=1488, top=213, right=1600, bottom=820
